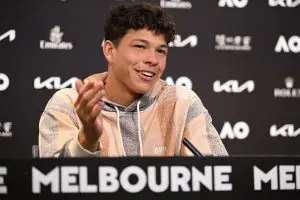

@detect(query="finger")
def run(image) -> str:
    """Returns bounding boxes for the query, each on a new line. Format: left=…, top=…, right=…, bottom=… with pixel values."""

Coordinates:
left=85, top=89, right=105, bottom=113
left=75, top=79, right=84, bottom=93
left=84, top=76, right=97, bottom=84
left=87, top=103, right=102, bottom=124
left=82, top=77, right=104, bottom=95
left=102, top=72, right=108, bottom=81
left=85, top=72, right=108, bottom=83
left=79, top=80, right=94, bottom=95
left=75, top=79, right=84, bottom=107
left=81, top=81, right=103, bottom=106
left=75, top=81, right=96, bottom=107
left=77, top=81, right=104, bottom=109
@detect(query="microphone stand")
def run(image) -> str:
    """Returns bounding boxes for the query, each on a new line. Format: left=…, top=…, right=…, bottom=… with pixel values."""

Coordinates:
left=182, top=137, right=203, bottom=157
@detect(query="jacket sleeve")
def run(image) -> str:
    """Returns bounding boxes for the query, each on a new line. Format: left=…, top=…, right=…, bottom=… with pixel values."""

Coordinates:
left=180, top=90, right=228, bottom=156
left=38, top=89, right=101, bottom=157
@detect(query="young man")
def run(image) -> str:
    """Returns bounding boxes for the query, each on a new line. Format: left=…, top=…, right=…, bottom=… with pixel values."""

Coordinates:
left=38, top=2, right=228, bottom=157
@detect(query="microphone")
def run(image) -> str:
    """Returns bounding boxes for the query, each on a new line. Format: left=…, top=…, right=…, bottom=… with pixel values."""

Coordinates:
left=182, top=137, right=203, bottom=157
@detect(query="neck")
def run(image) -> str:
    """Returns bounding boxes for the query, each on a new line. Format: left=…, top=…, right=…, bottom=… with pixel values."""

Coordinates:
left=105, top=72, right=137, bottom=107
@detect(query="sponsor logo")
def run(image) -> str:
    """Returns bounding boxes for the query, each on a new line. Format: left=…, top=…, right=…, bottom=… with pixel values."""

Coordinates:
left=275, top=35, right=300, bottom=53
left=215, top=34, right=251, bottom=51
left=218, top=0, right=248, bottom=8
left=269, top=0, right=300, bottom=7
left=270, top=124, right=300, bottom=137
left=220, top=121, right=250, bottom=139
left=213, top=80, right=254, bottom=93
left=0, top=122, right=12, bottom=138
left=154, top=146, right=167, bottom=154
left=34, top=77, right=77, bottom=89
left=0, top=73, right=9, bottom=91
left=40, top=25, right=73, bottom=50
left=160, top=0, right=192, bottom=9
left=165, top=76, right=193, bottom=89
left=169, top=35, right=198, bottom=48
left=274, top=77, right=300, bottom=98
left=0, top=30, right=15, bottom=43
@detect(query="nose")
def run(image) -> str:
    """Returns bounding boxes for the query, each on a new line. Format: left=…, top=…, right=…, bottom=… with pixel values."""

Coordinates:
left=143, top=49, right=159, bottom=66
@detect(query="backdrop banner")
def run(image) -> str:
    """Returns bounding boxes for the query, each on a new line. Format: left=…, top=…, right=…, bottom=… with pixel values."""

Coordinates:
left=0, top=0, right=299, bottom=158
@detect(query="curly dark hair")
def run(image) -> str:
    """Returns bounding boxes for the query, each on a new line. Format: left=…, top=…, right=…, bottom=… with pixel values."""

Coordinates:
left=104, top=1, right=176, bottom=46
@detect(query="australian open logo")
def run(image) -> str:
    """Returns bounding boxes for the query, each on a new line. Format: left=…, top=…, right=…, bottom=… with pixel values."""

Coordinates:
left=40, top=25, right=73, bottom=50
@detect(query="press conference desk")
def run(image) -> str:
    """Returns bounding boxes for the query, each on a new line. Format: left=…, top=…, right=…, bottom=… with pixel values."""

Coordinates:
left=0, top=156, right=300, bottom=200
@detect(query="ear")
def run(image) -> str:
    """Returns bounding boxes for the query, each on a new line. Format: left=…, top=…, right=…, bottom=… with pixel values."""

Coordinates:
left=103, top=40, right=116, bottom=64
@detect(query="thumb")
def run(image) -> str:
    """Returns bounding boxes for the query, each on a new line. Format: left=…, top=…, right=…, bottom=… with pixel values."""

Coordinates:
left=75, top=78, right=84, bottom=93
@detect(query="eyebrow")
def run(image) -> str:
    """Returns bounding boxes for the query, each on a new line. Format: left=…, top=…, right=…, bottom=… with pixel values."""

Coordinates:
left=132, top=39, right=168, bottom=49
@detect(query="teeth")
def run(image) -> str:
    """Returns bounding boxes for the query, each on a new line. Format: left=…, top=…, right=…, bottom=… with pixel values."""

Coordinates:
left=141, top=71, right=154, bottom=77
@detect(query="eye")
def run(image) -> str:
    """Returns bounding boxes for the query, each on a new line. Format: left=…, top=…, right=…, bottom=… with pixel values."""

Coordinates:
left=133, top=45, right=145, bottom=49
left=157, top=48, right=167, bottom=55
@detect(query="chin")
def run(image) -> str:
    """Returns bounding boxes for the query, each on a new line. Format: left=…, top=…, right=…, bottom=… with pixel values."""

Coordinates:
left=133, top=84, right=152, bottom=94
left=135, top=88, right=150, bottom=95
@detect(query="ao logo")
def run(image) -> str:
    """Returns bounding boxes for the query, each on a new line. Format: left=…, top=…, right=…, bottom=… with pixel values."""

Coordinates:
left=165, top=76, right=193, bottom=89
left=0, top=30, right=15, bottom=43
left=220, top=121, right=250, bottom=139
left=0, top=73, right=9, bottom=91
left=218, top=0, right=248, bottom=8
left=275, top=35, right=300, bottom=53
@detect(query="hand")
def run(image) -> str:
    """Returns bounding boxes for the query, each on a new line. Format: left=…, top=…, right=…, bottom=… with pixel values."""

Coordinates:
left=75, top=76, right=106, bottom=152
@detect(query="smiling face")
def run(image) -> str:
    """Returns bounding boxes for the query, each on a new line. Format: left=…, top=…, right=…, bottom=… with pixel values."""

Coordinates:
left=104, top=28, right=168, bottom=96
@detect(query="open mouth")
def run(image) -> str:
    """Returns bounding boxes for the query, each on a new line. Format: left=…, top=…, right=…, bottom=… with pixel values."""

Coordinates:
left=140, top=71, right=155, bottom=78
left=135, top=69, right=157, bottom=80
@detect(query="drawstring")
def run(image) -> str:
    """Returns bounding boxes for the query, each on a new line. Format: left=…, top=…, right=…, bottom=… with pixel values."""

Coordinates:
left=113, top=100, right=144, bottom=157
left=137, top=101, right=144, bottom=156
left=114, top=106, right=126, bottom=156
